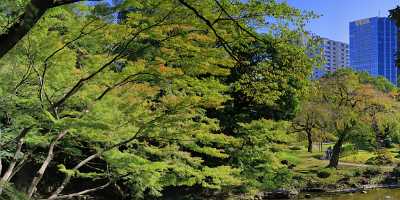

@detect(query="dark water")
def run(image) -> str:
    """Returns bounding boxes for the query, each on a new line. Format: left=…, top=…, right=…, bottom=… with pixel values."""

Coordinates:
left=307, top=189, right=400, bottom=200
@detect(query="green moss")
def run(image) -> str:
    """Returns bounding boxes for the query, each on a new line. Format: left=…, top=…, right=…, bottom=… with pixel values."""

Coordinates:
left=341, top=151, right=375, bottom=164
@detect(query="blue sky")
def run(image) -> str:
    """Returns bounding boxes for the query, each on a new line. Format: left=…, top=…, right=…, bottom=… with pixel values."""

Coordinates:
left=284, top=0, right=400, bottom=43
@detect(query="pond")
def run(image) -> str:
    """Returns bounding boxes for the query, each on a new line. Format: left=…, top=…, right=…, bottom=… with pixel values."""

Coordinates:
left=307, top=189, right=400, bottom=200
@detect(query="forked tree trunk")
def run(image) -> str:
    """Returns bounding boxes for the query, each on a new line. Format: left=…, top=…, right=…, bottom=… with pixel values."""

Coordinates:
left=328, top=134, right=345, bottom=168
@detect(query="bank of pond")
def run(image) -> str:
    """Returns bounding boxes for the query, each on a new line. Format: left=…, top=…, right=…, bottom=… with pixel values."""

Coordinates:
left=305, top=188, right=400, bottom=200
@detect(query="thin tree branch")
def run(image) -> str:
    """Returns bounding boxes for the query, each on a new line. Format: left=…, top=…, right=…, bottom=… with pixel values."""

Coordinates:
left=40, top=21, right=108, bottom=112
left=9, top=151, right=31, bottom=181
left=54, top=181, right=111, bottom=199
left=178, top=0, right=241, bottom=64
left=0, top=127, right=32, bottom=182
left=95, top=73, right=158, bottom=101
left=27, top=131, right=68, bottom=199
left=52, top=0, right=102, bottom=7
left=213, top=0, right=265, bottom=44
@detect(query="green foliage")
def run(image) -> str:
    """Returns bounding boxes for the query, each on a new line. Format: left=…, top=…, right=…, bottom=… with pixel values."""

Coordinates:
left=391, top=165, right=400, bottom=178
left=0, top=0, right=321, bottom=199
left=358, top=72, right=397, bottom=93
left=233, top=119, right=295, bottom=191
left=363, top=167, right=383, bottom=178
left=340, top=144, right=357, bottom=157
left=317, top=169, right=333, bottom=179
left=0, top=183, right=28, bottom=200
left=365, top=150, right=395, bottom=165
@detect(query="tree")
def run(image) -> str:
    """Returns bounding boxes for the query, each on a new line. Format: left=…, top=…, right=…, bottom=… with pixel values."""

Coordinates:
left=358, top=84, right=400, bottom=149
left=0, top=0, right=319, bottom=199
left=314, top=69, right=399, bottom=168
left=292, top=87, right=329, bottom=153
left=317, top=70, right=365, bottom=168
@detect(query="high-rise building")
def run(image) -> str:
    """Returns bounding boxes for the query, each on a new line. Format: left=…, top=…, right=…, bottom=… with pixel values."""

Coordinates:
left=313, top=38, right=349, bottom=79
left=349, top=17, right=398, bottom=85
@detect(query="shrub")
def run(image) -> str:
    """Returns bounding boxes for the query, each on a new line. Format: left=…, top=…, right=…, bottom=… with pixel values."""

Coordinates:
left=340, top=144, right=357, bottom=157
left=353, top=168, right=362, bottom=177
left=392, top=165, right=400, bottom=178
left=365, top=150, right=394, bottom=165
left=270, top=144, right=284, bottom=153
left=383, top=137, right=394, bottom=148
left=363, top=167, right=382, bottom=178
left=317, top=169, right=332, bottom=179
left=288, top=146, right=302, bottom=151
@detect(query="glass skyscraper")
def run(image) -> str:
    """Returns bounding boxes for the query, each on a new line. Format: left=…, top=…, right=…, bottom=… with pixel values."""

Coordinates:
left=350, top=17, right=398, bottom=85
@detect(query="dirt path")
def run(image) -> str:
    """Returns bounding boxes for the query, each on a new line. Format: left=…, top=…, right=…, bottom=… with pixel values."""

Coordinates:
left=338, top=162, right=395, bottom=170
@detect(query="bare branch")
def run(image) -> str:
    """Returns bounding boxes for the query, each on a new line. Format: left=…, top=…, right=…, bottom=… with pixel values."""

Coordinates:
left=9, top=151, right=31, bottom=181
left=0, top=126, right=32, bottom=189
left=27, top=131, right=67, bottom=199
left=53, top=181, right=111, bottom=199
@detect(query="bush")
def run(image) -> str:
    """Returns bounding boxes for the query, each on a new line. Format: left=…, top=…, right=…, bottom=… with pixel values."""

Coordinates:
left=270, top=144, right=284, bottom=153
left=353, top=168, right=362, bottom=177
left=365, top=150, right=394, bottom=165
left=340, top=144, right=357, bottom=157
left=392, top=165, right=400, bottom=178
left=317, top=169, right=332, bottom=179
left=363, top=167, right=382, bottom=178
left=383, top=137, right=394, bottom=148
left=288, top=146, right=302, bottom=151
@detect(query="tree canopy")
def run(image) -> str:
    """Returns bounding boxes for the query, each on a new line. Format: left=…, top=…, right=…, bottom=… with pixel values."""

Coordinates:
left=0, top=0, right=321, bottom=199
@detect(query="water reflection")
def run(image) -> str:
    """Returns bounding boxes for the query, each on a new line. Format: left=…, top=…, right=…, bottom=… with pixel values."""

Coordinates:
left=307, top=189, right=400, bottom=200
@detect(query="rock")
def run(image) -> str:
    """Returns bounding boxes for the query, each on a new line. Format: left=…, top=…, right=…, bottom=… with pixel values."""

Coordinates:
left=337, top=177, right=350, bottom=185
left=265, top=189, right=298, bottom=199
left=254, top=192, right=266, bottom=200
left=326, top=184, right=337, bottom=190
left=359, top=177, right=369, bottom=185
left=281, top=160, right=289, bottom=165
left=361, top=190, right=367, bottom=194
left=304, top=193, right=312, bottom=198
left=385, top=196, right=392, bottom=199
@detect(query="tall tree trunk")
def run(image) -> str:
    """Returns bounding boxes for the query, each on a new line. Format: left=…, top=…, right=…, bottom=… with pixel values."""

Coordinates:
left=307, top=129, right=313, bottom=153
left=328, top=134, right=345, bottom=168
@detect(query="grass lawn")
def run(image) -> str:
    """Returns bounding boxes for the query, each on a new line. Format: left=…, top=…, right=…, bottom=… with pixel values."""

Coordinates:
left=274, top=144, right=399, bottom=188
left=278, top=144, right=399, bottom=172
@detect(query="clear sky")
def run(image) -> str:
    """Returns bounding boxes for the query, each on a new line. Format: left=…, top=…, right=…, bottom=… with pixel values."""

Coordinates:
left=284, top=0, right=400, bottom=43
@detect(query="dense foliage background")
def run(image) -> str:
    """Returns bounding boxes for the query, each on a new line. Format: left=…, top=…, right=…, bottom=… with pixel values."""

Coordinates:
left=1, top=1, right=399, bottom=200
